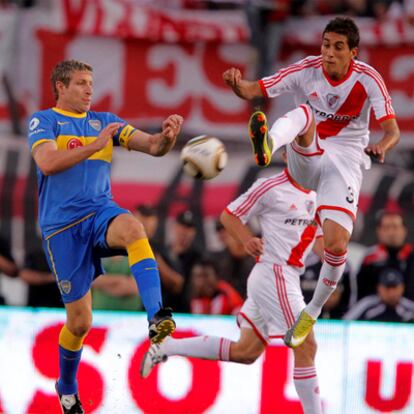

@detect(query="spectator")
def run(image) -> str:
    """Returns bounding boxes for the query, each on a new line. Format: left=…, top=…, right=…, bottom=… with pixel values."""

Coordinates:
left=92, top=256, right=141, bottom=311
left=210, top=220, right=255, bottom=298
left=20, top=247, right=62, bottom=308
left=0, top=236, right=19, bottom=305
left=189, top=259, right=243, bottom=315
left=357, top=211, right=413, bottom=300
left=301, top=252, right=357, bottom=319
left=157, top=210, right=202, bottom=312
left=344, top=268, right=414, bottom=322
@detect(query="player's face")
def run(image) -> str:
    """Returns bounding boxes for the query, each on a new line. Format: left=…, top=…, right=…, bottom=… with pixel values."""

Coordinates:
left=57, top=70, right=93, bottom=113
left=321, top=32, right=357, bottom=81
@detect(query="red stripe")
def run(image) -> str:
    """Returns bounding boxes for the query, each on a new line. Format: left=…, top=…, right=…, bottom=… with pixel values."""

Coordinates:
left=377, top=114, right=396, bottom=123
left=299, top=104, right=312, bottom=135
left=325, top=258, right=346, bottom=267
left=258, top=80, right=268, bottom=98
left=290, top=140, right=324, bottom=157
left=239, top=312, right=268, bottom=346
left=263, top=58, right=322, bottom=89
left=233, top=174, right=288, bottom=217
left=269, top=335, right=284, bottom=339
left=324, top=248, right=347, bottom=257
left=294, top=374, right=317, bottom=380
left=317, top=81, right=368, bottom=140
left=274, top=265, right=295, bottom=327
left=287, top=224, right=317, bottom=267
left=316, top=205, right=356, bottom=221
left=285, top=168, right=311, bottom=194
left=353, top=63, right=393, bottom=115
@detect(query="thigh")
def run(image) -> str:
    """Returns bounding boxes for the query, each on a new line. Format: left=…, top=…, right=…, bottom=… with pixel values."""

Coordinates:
left=43, top=220, right=98, bottom=304
left=286, top=137, right=323, bottom=191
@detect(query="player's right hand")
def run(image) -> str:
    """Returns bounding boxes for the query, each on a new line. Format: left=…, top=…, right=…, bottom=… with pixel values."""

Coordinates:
left=244, top=237, right=264, bottom=257
left=93, top=122, right=124, bottom=151
left=223, top=67, right=242, bottom=89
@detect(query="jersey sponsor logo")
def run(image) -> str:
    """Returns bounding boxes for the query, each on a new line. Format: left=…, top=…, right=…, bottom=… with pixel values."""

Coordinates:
left=59, top=280, right=71, bottom=294
left=307, top=101, right=361, bottom=123
left=89, top=120, right=102, bottom=131
left=67, top=138, right=83, bottom=149
left=284, top=218, right=316, bottom=226
left=29, top=117, right=40, bottom=131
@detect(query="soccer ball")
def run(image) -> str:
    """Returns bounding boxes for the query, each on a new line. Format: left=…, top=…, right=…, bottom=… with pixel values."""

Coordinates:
left=181, top=136, right=228, bottom=180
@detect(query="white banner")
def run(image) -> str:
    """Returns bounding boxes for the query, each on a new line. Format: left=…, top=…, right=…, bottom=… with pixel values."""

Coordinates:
left=0, top=308, right=413, bottom=413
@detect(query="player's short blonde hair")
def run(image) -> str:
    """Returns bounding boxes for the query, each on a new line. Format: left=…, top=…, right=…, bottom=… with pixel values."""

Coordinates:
left=51, top=60, right=93, bottom=101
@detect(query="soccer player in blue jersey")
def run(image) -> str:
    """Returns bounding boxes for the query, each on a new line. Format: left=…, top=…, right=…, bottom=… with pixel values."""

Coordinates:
left=28, top=60, right=183, bottom=414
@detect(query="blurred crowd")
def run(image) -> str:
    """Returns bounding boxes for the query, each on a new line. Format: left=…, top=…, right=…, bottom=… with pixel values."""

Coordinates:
left=1, top=207, right=414, bottom=323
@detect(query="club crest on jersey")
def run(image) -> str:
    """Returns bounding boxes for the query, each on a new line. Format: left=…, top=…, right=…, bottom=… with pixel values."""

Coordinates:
left=88, top=120, right=102, bottom=131
left=326, top=94, right=340, bottom=109
left=67, top=138, right=83, bottom=149
left=305, top=200, right=314, bottom=214
left=59, top=280, right=71, bottom=294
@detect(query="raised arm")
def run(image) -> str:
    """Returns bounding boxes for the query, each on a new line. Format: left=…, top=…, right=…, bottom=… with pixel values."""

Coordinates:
left=365, top=118, right=400, bottom=163
left=32, top=122, right=123, bottom=175
left=223, top=67, right=263, bottom=100
left=126, top=114, right=183, bottom=156
left=220, top=209, right=263, bottom=257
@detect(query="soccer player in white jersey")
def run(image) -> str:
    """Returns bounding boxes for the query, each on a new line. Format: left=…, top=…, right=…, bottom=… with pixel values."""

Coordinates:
left=141, top=166, right=324, bottom=414
left=223, top=16, right=400, bottom=348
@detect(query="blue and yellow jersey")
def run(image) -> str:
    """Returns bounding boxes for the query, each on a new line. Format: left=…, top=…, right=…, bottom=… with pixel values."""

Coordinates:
left=27, top=107, right=137, bottom=237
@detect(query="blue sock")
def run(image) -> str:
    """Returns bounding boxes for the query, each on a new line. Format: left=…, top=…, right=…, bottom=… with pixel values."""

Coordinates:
left=57, top=346, right=82, bottom=395
left=130, top=258, right=163, bottom=320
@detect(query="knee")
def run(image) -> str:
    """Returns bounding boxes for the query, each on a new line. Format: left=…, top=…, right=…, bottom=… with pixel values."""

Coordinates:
left=324, top=236, right=348, bottom=255
left=123, top=219, right=146, bottom=245
left=68, top=314, right=92, bottom=338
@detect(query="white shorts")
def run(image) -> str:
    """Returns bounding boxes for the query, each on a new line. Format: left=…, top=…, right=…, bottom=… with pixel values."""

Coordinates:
left=237, top=262, right=305, bottom=343
left=286, top=135, right=362, bottom=235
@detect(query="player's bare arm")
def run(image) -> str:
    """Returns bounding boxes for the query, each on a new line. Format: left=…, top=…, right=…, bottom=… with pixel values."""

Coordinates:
left=32, top=122, right=123, bottom=175
left=220, top=210, right=264, bottom=257
left=127, top=114, right=183, bottom=156
left=365, top=118, right=400, bottom=163
left=223, top=67, right=263, bottom=100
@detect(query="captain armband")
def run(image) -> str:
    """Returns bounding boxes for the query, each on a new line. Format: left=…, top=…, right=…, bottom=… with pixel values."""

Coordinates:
left=118, top=125, right=137, bottom=149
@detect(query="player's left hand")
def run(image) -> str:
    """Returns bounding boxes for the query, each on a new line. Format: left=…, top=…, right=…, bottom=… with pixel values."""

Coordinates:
left=162, top=114, right=184, bottom=140
left=244, top=237, right=264, bottom=257
left=365, top=143, right=386, bottom=163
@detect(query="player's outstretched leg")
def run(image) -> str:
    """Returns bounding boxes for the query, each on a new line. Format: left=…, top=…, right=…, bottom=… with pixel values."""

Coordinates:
left=248, top=104, right=314, bottom=167
left=284, top=309, right=316, bottom=348
left=248, top=111, right=273, bottom=167
left=56, top=381, right=85, bottom=414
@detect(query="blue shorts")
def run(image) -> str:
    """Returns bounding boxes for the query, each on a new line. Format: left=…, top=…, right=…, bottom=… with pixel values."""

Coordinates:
left=42, top=202, right=129, bottom=304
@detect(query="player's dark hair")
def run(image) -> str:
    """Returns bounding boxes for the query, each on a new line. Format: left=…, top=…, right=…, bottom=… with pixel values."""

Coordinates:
left=323, top=17, right=360, bottom=50
left=51, top=60, right=93, bottom=101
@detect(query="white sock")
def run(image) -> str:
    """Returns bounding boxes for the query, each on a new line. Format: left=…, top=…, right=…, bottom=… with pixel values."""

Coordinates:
left=269, top=104, right=312, bottom=154
left=294, top=366, right=322, bottom=414
left=161, top=336, right=231, bottom=361
left=305, top=249, right=347, bottom=319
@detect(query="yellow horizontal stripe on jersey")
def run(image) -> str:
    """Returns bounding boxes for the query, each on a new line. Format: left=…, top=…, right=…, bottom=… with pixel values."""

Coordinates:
left=31, top=138, right=55, bottom=152
left=52, top=107, right=87, bottom=118
left=56, top=135, right=113, bottom=163
left=119, top=124, right=137, bottom=149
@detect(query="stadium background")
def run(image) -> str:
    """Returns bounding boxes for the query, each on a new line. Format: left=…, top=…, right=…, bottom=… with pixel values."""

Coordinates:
left=0, top=0, right=413, bottom=413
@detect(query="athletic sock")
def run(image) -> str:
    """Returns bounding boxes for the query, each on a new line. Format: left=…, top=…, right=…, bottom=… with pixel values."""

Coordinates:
left=127, top=238, right=162, bottom=320
left=161, top=336, right=231, bottom=361
left=57, top=325, right=85, bottom=395
left=269, top=104, right=312, bottom=154
left=305, top=249, right=347, bottom=319
left=294, top=366, right=322, bottom=414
